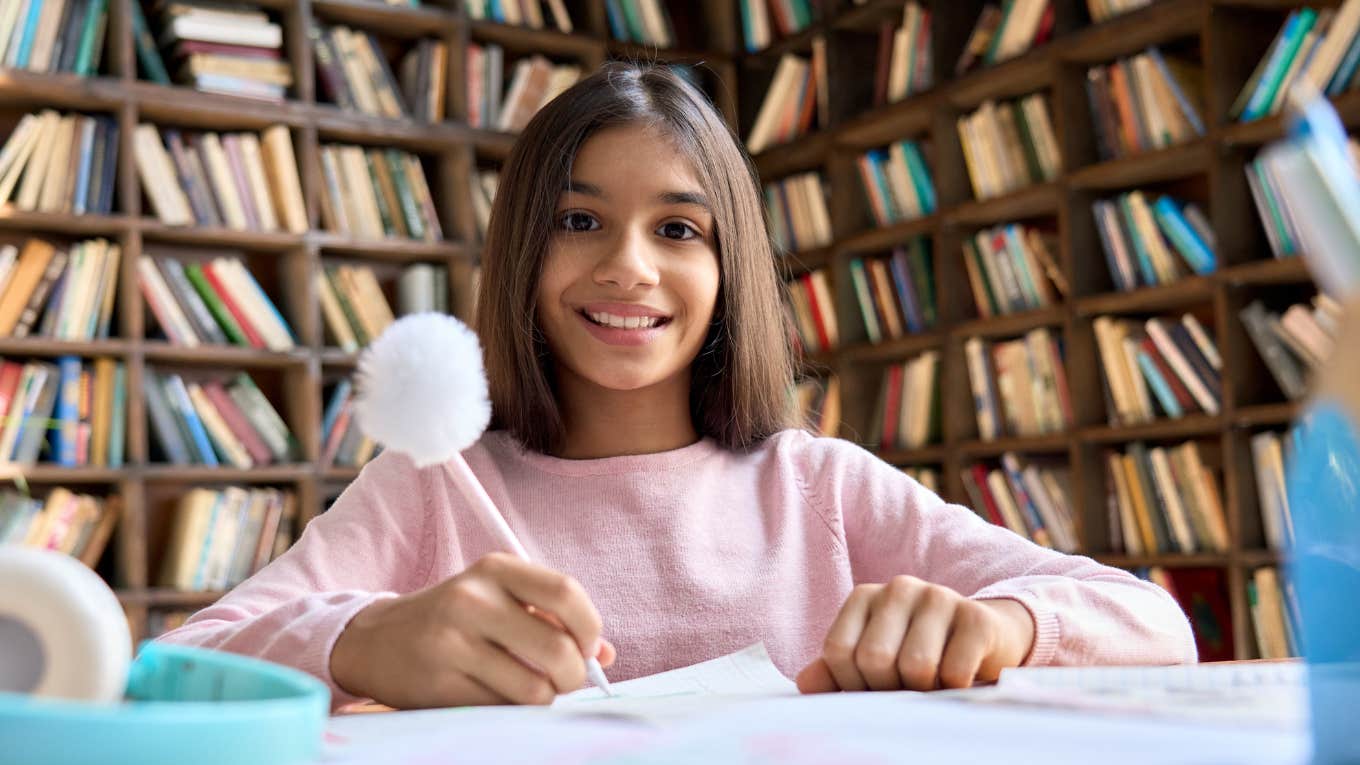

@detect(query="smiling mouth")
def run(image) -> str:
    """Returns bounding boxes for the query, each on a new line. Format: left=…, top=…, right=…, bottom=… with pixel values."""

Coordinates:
left=579, top=310, right=673, bottom=330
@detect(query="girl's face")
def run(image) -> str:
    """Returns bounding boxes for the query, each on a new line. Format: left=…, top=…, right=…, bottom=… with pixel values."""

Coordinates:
left=536, top=124, right=720, bottom=394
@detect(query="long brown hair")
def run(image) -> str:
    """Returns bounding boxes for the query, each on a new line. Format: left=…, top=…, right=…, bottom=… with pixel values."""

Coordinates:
left=477, top=62, right=796, bottom=454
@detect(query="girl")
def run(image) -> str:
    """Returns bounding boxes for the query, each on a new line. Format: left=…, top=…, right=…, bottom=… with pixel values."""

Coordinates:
left=159, top=63, right=1196, bottom=709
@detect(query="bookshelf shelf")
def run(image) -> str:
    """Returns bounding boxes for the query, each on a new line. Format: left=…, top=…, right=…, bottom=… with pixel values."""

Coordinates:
left=118, top=588, right=229, bottom=607
left=131, top=85, right=311, bottom=130
left=752, top=131, right=832, bottom=180
left=777, top=246, right=834, bottom=276
left=319, top=349, right=361, bottom=368
left=837, top=215, right=938, bottom=256
left=1074, top=278, right=1216, bottom=316
left=0, top=338, right=134, bottom=358
left=950, top=306, right=1066, bottom=340
left=947, top=50, right=1055, bottom=110
left=1065, top=140, right=1212, bottom=191
left=322, top=466, right=362, bottom=482
left=311, top=0, right=458, bottom=35
left=141, top=223, right=305, bottom=252
left=841, top=331, right=943, bottom=363
left=467, top=20, right=601, bottom=59
left=142, top=343, right=311, bottom=369
left=1057, top=0, right=1205, bottom=64
left=0, top=70, right=126, bottom=110
left=957, top=432, right=1071, bottom=459
left=1235, top=549, right=1283, bottom=568
left=313, top=234, right=472, bottom=261
left=876, top=445, right=948, bottom=466
left=3, top=466, right=128, bottom=484
left=945, top=183, right=1061, bottom=227
left=140, top=465, right=312, bottom=483
left=1220, top=257, right=1311, bottom=286
left=1093, top=552, right=1229, bottom=569
left=0, top=210, right=134, bottom=236
left=1232, top=401, right=1300, bottom=429
left=1080, top=413, right=1225, bottom=445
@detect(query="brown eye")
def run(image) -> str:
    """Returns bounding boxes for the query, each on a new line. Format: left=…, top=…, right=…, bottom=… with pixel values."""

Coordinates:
left=658, top=221, right=698, bottom=240
left=560, top=212, right=600, bottom=232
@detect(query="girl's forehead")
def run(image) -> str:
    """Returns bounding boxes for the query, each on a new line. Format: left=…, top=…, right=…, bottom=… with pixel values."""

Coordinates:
left=569, top=127, right=704, bottom=194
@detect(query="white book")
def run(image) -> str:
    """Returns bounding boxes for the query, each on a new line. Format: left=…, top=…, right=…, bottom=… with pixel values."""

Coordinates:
left=1146, top=318, right=1219, bottom=414
left=138, top=255, right=200, bottom=346
left=163, top=15, right=282, bottom=48
left=1148, top=446, right=1197, bottom=554
left=0, top=244, right=18, bottom=301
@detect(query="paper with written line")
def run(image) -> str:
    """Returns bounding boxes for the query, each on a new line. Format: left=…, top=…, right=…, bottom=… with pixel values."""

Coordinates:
left=551, top=642, right=798, bottom=721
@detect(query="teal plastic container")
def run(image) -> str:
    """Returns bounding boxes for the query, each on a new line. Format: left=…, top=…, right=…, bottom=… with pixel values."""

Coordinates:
left=0, top=641, right=329, bottom=765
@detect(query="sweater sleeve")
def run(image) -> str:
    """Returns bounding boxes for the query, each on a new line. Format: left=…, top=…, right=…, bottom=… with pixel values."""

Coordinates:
left=795, top=433, right=1197, bottom=667
left=154, top=450, right=434, bottom=708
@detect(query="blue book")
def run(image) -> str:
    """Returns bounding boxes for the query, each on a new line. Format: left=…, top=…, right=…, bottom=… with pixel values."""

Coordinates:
left=1153, top=196, right=1216, bottom=274
left=163, top=373, right=219, bottom=466
left=322, top=380, right=352, bottom=441
left=191, top=492, right=226, bottom=591
left=867, top=150, right=898, bottom=223
left=1003, top=225, right=1042, bottom=309
left=776, top=182, right=798, bottom=252
left=1327, top=27, right=1360, bottom=96
left=234, top=262, right=296, bottom=344
left=143, top=372, right=190, bottom=465
left=1135, top=349, right=1184, bottom=419
left=898, top=141, right=937, bottom=214
left=604, top=0, right=628, bottom=43
left=72, top=122, right=94, bottom=216
left=51, top=357, right=81, bottom=467
left=1000, top=453, right=1049, bottom=545
left=108, top=362, right=125, bottom=468
left=1245, top=10, right=1316, bottom=122
left=13, top=0, right=45, bottom=68
left=486, top=0, right=503, bottom=22
left=887, top=250, right=922, bottom=334
left=1147, top=47, right=1205, bottom=136
left=1092, top=201, right=1134, bottom=291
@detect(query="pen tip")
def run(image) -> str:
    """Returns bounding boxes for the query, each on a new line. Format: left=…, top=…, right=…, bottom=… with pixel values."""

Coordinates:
left=586, top=657, right=615, bottom=697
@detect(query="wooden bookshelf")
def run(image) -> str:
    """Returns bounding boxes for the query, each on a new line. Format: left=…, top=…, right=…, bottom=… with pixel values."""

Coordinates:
left=1, top=0, right=1319, bottom=659
left=753, top=0, right=1331, bottom=660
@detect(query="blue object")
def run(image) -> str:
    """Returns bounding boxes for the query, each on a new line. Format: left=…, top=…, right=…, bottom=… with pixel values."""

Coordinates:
left=1285, top=402, right=1360, bottom=765
left=0, top=641, right=328, bottom=765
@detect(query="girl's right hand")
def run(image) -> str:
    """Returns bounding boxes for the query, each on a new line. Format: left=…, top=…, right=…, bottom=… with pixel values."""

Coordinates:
left=330, top=552, right=615, bottom=708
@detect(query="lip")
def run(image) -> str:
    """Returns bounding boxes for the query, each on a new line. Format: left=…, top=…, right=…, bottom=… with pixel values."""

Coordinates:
left=578, top=302, right=672, bottom=319
left=575, top=309, right=669, bottom=347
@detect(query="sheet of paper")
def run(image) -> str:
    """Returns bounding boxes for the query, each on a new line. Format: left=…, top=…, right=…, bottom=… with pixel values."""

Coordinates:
left=951, top=661, right=1308, bottom=728
left=550, top=642, right=798, bottom=721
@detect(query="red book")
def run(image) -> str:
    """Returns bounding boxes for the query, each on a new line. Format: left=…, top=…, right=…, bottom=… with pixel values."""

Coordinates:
left=968, top=464, right=1007, bottom=527
left=1032, top=2, right=1057, bottom=47
left=173, top=40, right=283, bottom=59
left=1166, top=567, right=1235, bottom=662
left=873, top=20, right=893, bottom=107
left=799, top=274, right=832, bottom=352
left=204, top=381, right=273, bottom=465
left=1140, top=336, right=1196, bottom=413
left=202, top=261, right=266, bottom=349
left=0, top=361, right=25, bottom=424
left=322, top=401, right=353, bottom=467
left=880, top=363, right=904, bottom=450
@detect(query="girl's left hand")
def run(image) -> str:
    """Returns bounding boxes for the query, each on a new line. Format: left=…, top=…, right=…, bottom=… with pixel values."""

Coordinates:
left=795, top=575, right=1036, bottom=693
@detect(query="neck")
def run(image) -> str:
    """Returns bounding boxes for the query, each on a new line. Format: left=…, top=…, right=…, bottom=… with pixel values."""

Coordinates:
left=554, top=370, right=699, bottom=459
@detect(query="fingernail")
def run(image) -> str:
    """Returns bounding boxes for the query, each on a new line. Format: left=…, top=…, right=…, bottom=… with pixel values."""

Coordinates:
left=590, top=638, right=602, bottom=656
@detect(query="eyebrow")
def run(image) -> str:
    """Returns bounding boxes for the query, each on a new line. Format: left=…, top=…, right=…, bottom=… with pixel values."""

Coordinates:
left=564, top=181, right=710, bottom=211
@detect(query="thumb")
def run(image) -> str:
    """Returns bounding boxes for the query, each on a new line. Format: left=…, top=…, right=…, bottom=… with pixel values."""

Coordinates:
left=596, top=639, right=617, bottom=668
left=795, top=657, right=839, bottom=694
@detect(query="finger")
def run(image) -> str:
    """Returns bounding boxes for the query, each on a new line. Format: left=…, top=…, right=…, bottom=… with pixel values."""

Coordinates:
left=457, top=636, right=560, bottom=706
left=938, top=604, right=993, bottom=690
left=597, top=639, right=617, bottom=668
left=855, top=583, right=917, bottom=691
left=821, top=585, right=876, bottom=692
left=896, top=588, right=955, bottom=691
left=483, top=556, right=603, bottom=656
left=483, top=600, right=589, bottom=694
left=795, top=658, right=840, bottom=694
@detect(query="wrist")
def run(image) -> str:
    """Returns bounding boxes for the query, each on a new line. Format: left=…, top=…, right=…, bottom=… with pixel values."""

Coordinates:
left=330, top=600, right=385, bottom=700
left=979, top=598, right=1037, bottom=666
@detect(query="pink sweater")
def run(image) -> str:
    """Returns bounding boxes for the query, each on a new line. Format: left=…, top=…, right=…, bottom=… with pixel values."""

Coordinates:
left=158, top=430, right=1196, bottom=707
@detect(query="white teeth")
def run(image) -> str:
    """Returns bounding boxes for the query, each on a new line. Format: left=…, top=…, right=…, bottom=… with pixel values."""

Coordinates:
left=587, top=311, right=662, bottom=329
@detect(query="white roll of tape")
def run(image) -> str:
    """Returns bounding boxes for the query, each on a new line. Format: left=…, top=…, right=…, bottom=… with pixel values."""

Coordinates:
left=0, top=546, right=131, bottom=703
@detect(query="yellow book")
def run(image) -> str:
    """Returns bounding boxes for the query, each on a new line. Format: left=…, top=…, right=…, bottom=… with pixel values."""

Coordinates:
left=261, top=125, right=308, bottom=234
left=0, top=239, right=56, bottom=335
left=187, top=382, right=252, bottom=469
left=15, top=112, right=60, bottom=211
left=200, top=132, right=248, bottom=230
left=238, top=133, right=279, bottom=232
left=316, top=271, right=358, bottom=351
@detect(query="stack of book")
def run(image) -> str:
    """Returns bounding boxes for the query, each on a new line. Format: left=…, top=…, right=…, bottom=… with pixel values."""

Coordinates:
left=1103, top=440, right=1228, bottom=555
left=955, top=1, right=1054, bottom=75
left=1246, top=135, right=1360, bottom=259
left=317, top=263, right=396, bottom=352
left=1093, top=313, right=1222, bottom=425
left=321, top=379, right=377, bottom=469
left=135, top=124, right=308, bottom=233
left=848, top=238, right=936, bottom=344
left=0, top=357, right=126, bottom=466
left=1232, top=1, right=1360, bottom=122
left=795, top=376, right=840, bottom=438
left=746, top=52, right=824, bottom=154
left=0, top=111, right=119, bottom=215
left=1, top=0, right=109, bottom=75
left=1085, top=0, right=1152, bottom=23
left=765, top=172, right=832, bottom=253
left=313, top=25, right=447, bottom=123
left=901, top=466, right=939, bottom=494
left=138, top=254, right=296, bottom=351
left=138, top=1, right=290, bottom=102
left=957, top=95, right=1060, bottom=200
left=868, top=349, right=940, bottom=452
left=465, top=47, right=581, bottom=132
left=1093, top=192, right=1216, bottom=291
left=158, top=486, right=297, bottom=591
left=961, top=223, right=1066, bottom=318
left=1250, top=429, right=1295, bottom=552
left=605, top=0, right=675, bottom=46
left=318, top=143, right=442, bottom=241
left=1240, top=294, right=1341, bottom=400
left=1248, top=566, right=1299, bottom=659
left=856, top=140, right=937, bottom=227
left=469, top=169, right=499, bottom=240
left=0, top=489, right=118, bottom=567
left=0, top=238, right=120, bottom=341
left=960, top=451, right=1079, bottom=552
left=784, top=268, right=837, bottom=355
left=1085, top=47, right=1205, bottom=162
left=965, top=328, right=1073, bottom=441
left=872, top=3, right=931, bottom=104
left=466, top=0, right=573, bottom=32
left=143, top=370, right=297, bottom=467
left=739, top=0, right=815, bottom=52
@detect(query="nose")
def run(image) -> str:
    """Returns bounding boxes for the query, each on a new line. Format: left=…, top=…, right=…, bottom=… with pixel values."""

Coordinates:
left=593, top=226, right=660, bottom=290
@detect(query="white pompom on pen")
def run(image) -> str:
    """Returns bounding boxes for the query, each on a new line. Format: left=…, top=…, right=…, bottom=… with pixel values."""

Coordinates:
left=353, top=312, right=614, bottom=698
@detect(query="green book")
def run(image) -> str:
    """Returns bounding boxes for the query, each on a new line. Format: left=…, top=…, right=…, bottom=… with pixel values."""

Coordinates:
left=184, top=263, right=248, bottom=346
left=983, top=0, right=1018, bottom=66
left=230, top=373, right=299, bottom=461
left=108, top=361, right=125, bottom=468
left=907, top=237, right=937, bottom=327
left=73, top=0, right=107, bottom=75
left=1009, top=100, right=1045, bottom=185
left=384, top=149, right=425, bottom=240
left=364, top=152, right=397, bottom=238
left=619, top=0, right=645, bottom=42
left=130, top=0, right=170, bottom=84
left=324, top=267, right=369, bottom=346
left=963, top=239, right=1000, bottom=317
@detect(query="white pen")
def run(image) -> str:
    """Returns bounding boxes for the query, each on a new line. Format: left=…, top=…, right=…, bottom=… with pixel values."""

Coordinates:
left=444, top=457, right=615, bottom=697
